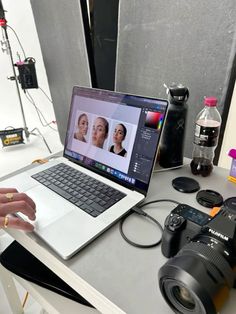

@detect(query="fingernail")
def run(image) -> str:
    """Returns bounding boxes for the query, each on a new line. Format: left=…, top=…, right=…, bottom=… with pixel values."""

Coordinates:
left=31, top=214, right=36, bottom=220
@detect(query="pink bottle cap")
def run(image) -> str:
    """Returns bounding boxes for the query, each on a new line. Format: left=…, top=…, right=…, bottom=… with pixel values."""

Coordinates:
left=228, top=149, right=236, bottom=159
left=204, top=97, right=218, bottom=107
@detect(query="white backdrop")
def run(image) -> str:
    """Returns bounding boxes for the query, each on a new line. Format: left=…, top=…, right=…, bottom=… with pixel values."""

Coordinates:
left=0, top=0, right=56, bottom=132
left=0, top=0, right=62, bottom=177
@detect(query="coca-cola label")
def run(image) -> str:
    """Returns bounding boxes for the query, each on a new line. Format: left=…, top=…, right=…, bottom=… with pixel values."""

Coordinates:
left=194, top=123, right=220, bottom=147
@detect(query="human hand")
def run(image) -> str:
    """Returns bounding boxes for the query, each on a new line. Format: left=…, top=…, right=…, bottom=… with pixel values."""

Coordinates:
left=0, top=188, right=36, bottom=231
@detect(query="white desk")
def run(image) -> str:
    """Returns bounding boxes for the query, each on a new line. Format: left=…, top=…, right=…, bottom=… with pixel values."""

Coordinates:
left=1, top=162, right=236, bottom=314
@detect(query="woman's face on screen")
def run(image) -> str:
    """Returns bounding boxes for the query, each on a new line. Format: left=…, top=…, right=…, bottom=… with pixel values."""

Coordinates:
left=92, top=117, right=107, bottom=148
left=113, top=124, right=125, bottom=144
left=78, top=114, right=88, bottom=135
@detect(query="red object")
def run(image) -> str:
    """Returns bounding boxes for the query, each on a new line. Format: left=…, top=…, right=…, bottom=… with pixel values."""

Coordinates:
left=204, top=97, right=218, bottom=107
left=228, top=149, right=236, bottom=159
left=0, top=18, right=7, bottom=26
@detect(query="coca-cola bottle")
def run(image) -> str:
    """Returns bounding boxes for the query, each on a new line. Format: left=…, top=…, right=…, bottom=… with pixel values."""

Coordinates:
left=190, top=97, right=221, bottom=177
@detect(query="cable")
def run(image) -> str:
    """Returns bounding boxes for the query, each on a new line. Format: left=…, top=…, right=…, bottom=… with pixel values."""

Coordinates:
left=119, top=211, right=163, bottom=248
left=7, top=25, right=26, bottom=59
left=119, top=199, right=180, bottom=249
left=153, top=164, right=186, bottom=173
left=24, top=90, right=51, bottom=127
left=24, top=90, right=57, bottom=131
left=38, top=86, right=53, bottom=103
left=6, top=28, right=53, bottom=108
left=139, top=199, right=180, bottom=208
left=6, top=27, right=53, bottom=105
left=6, top=25, right=56, bottom=131
left=153, top=160, right=191, bottom=173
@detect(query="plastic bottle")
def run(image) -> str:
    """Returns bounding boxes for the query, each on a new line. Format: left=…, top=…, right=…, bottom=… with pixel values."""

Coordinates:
left=159, top=83, right=189, bottom=168
left=190, top=97, right=221, bottom=177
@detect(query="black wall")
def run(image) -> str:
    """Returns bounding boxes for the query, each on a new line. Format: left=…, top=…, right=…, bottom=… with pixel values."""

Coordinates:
left=91, top=0, right=119, bottom=90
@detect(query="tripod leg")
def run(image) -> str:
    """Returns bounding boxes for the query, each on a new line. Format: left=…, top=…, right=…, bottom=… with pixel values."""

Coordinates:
left=0, top=264, right=23, bottom=314
left=30, top=128, right=52, bottom=154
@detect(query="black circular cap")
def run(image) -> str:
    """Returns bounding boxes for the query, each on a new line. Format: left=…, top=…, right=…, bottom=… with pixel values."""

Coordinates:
left=196, top=189, right=223, bottom=208
left=223, top=197, right=236, bottom=212
left=172, top=177, right=200, bottom=193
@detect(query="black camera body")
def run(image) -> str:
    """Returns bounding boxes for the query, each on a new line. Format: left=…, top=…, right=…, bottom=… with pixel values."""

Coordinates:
left=159, top=204, right=236, bottom=314
left=16, top=58, right=38, bottom=89
left=161, top=204, right=211, bottom=258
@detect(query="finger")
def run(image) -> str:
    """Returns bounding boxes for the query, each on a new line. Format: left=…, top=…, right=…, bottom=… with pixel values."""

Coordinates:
left=0, top=216, right=34, bottom=232
left=19, top=193, right=36, bottom=209
left=0, top=201, right=36, bottom=220
left=0, top=192, right=36, bottom=209
left=0, top=188, right=18, bottom=194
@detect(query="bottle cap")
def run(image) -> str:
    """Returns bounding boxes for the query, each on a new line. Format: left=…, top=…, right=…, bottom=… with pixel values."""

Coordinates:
left=228, top=149, right=236, bottom=159
left=196, top=189, right=223, bottom=208
left=204, top=97, right=217, bottom=107
left=172, top=176, right=200, bottom=193
left=168, top=83, right=189, bottom=103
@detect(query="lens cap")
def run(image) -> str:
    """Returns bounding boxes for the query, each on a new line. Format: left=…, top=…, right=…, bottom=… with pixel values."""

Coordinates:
left=172, top=177, right=200, bottom=193
left=196, top=190, right=223, bottom=208
left=223, top=197, right=236, bottom=212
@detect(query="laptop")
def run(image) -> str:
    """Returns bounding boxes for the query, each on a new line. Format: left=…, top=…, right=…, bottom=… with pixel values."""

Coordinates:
left=0, top=86, right=168, bottom=260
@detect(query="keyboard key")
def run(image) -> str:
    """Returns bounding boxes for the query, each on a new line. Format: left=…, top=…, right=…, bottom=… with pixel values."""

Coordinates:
left=75, top=200, right=84, bottom=207
left=90, top=210, right=100, bottom=217
left=48, top=184, right=72, bottom=200
left=70, top=197, right=80, bottom=204
left=83, top=208, right=93, bottom=214
left=90, top=202, right=105, bottom=213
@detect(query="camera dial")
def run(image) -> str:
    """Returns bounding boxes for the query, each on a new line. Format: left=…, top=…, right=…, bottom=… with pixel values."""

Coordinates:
left=167, top=214, right=185, bottom=231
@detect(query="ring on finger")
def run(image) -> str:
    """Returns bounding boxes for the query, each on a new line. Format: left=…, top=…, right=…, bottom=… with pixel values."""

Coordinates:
left=5, top=192, right=14, bottom=202
left=3, top=216, right=9, bottom=228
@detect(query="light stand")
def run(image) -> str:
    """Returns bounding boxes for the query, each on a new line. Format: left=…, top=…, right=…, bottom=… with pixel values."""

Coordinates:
left=0, top=14, right=52, bottom=153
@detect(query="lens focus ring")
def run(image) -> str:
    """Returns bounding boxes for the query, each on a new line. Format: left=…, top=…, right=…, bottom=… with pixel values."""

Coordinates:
left=178, top=241, right=234, bottom=288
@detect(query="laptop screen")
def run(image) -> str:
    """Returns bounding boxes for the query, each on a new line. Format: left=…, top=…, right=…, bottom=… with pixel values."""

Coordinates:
left=64, top=86, right=168, bottom=195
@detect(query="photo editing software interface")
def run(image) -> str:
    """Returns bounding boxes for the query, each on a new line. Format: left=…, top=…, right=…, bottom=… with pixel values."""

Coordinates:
left=65, top=88, right=168, bottom=192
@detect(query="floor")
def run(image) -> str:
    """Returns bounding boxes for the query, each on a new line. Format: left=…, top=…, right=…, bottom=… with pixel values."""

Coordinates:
left=0, top=86, right=63, bottom=313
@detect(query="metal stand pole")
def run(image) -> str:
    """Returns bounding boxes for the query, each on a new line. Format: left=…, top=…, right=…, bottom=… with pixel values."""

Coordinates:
left=2, top=24, right=30, bottom=140
left=0, top=21, right=52, bottom=153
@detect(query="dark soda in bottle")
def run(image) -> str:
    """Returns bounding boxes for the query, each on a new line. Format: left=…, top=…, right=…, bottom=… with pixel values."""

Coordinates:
left=191, top=97, right=221, bottom=177
left=190, top=157, right=213, bottom=177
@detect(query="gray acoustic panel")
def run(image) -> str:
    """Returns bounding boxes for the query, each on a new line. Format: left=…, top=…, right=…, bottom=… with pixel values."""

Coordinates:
left=116, top=0, right=236, bottom=158
left=30, top=0, right=91, bottom=143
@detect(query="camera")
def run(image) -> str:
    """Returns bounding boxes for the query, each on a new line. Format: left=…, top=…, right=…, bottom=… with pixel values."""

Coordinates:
left=161, top=204, right=211, bottom=258
left=159, top=204, right=236, bottom=314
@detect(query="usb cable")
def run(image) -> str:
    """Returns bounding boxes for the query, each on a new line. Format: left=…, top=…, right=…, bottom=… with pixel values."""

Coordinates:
left=119, top=199, right=180, bottom=248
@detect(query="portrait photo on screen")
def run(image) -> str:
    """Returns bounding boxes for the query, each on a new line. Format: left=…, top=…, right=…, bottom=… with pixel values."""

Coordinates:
left=90, top=115, right=110, bottom=150
left=73, top=111, right=92, bottom=143
left=108, top=121, right=132, bottom=158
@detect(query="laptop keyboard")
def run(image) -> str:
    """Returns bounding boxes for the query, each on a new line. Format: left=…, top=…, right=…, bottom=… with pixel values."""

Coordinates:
left=31, top=163, right=126, bottom=218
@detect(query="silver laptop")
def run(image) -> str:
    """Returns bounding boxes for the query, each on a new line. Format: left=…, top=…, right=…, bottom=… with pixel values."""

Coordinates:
left=0, top=86, right=168, bottom=260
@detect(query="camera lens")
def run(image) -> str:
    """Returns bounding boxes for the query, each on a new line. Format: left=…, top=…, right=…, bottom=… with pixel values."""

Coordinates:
left=160, top=278, right=203, bottom=314
left=159, top=242, right=233, bottom=314
left=172, top=285, right=195, bottom=310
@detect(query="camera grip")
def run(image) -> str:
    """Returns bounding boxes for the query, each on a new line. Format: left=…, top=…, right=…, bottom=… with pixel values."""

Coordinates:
left=161, top=214, right=185, bottom=258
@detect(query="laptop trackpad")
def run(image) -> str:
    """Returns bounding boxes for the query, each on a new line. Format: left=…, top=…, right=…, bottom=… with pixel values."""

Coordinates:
left=24, top=185, right=75, bottom=230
